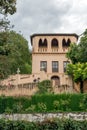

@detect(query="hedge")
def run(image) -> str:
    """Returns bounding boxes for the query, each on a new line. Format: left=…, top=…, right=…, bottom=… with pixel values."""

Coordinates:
left=0, top=93, right=87, bottom=113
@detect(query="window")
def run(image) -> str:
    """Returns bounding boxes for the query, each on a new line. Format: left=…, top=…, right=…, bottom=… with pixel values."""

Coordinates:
left=62, top=38, right=71, bottom=47
left=52, top=61, right=58, bottom=72
left=63, top=61, right=70, bottom=72
left=40, top=61, right=47, bottom=72
left=51, top=38, right=58, bottom=47
left=39, top=39, right=42, bottom=47
left=62, top=39, right=66, bottom=47
left=44, top=39, right=47, bottom=47
left=38, top=38, right=47, bottom=47
left=67, top=39, right=71, bottom=46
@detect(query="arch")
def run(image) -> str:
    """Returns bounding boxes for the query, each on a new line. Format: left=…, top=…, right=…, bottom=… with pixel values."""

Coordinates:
left=67, top=38, right=71, bottom=46
left=51, top=75, right=59, bottom=80
left=51, top=75, right=60, bottom=86
left=39, top=39, right=43, bottom=47
left=51, top=38, right=58, bottom=47
left=38, top=38, right=47, bottom=47
left=62, top=39, right=66, bottom=47
left=44, top=39, right=48, bottom=47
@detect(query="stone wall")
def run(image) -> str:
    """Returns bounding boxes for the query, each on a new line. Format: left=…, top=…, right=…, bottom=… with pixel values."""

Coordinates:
left=0, top=113, right=87, bottom=122
left=0, top=83, right=38, bottom=96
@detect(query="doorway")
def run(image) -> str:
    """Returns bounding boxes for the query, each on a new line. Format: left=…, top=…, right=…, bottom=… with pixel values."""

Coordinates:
left=51, top=76, right=60, bottom=87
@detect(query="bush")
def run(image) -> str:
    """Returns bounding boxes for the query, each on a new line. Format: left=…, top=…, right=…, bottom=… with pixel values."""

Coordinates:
left=0, top=119, right=87, bottom=130
left=25, top=105, right=36, bottom=113
left=5, top=107, right=13, bottom=114
left=37, top=80, right=53, bottom=94
left=0, top=94, right=85, bottom=113
left=60, top=99, right=70, bottom=111
left=13, top=102, right=23, bottom=113
left=37, top=102, right=47, bottom=112
left=53, top=100, right=60, bottom=111
left=79, top=94, right=87, bottom=111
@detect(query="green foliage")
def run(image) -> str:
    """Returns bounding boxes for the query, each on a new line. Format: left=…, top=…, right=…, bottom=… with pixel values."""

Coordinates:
left=0, top=55, right=11, bottom=79
left=79, top=94, right=87, bottom=111
left=0, top=119, right=86, bottom=130
left=60, top=99, right=70, bottom=111
left=0, top=0, right=16, bottom=15
left=53, top=99, right=70, bottom=111
left=67, top=63, right=87, bottom=93
left=0, top=94, right=85, bottom=113
left=0, top=31, right=32, bottom=79
left=66, top=43, right=79, bottom=64
left=37, top=80, right=53, bottom=94
left=0, top=0, right=16, bottom=31
left=5, top=107, right=13, bottom=114
left=25, top=105, right=36, bottom=113
left=53, top=100, right=60, bottom=110
left=13, top=102, right=23, bottom=113
left=37, top=102, right=47, bottom=112
left=66, top=29, right=87, bottom=93
left=67, top=29, right=87, bottom=64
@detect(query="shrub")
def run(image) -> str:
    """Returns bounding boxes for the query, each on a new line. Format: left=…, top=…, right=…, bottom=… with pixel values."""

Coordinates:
left=53, top=100, right=60, bottom=110
left=60, top=99, right=70, bottom=111
left=0, top=119, right=87, bottom=130
left=37, top=102, right=47, bottom=112
left=79, top=94, right=87, bottom=111
left=25, top=105, right=36, bottom=113
left=4, top=107, right=13, bottom=114
left=37, top=80, right=53, bottom=94
left=0, top=94, right=85, bottom=113
left=13, top=102, right=23, bottom=113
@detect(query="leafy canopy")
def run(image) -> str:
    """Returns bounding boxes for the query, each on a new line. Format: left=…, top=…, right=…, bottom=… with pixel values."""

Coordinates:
left=67, top=63, right=87, bottom=93
left=0, top=0, right=16, bottom=15
left=0, top=31, right=32, bottom=79
left=67, top=29, right=87, bottom=64
left=67, top=63, right=87, bottom=83
left=66, top=29, right=87, bottom=93
left=0, top=0, right=16, bottom=31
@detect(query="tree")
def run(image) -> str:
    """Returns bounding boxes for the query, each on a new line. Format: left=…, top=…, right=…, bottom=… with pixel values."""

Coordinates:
left=0, top=0, right=16, bottom=31
left=66, top=29, right=87, bottom=93
left=66, top=43, right=79, bottom=64
left=0, top=1, right=17, bottom=80
left=0, top=55, right=11, bottom=79
left=0, top=0, right=16, bottom=15
left=67, top=29, right=87, bottom=64
left=67, top=63, right=87, bottom=93
left=0, top=31, right=32, bottom=79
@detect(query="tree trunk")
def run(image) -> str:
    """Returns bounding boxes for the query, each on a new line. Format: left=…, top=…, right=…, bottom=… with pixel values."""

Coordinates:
left=80, top=80, right=84, bottom=93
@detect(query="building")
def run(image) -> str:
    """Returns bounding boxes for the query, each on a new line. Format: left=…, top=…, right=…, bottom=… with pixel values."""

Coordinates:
left=31, top=33, right=78, bottom=88
left=1, top=33, right=80, bottom=96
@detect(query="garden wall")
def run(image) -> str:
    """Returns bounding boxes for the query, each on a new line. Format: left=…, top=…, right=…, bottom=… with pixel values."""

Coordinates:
left=0, top=113, right=87, bottom=122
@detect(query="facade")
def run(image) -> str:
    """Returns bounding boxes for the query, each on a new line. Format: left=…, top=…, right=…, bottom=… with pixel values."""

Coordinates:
left=31, top=33, right=78, bottom=88
left=1, top=33, right=80, bottom=96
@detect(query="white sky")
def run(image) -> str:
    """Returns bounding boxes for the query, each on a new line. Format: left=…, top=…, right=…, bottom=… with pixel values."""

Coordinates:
left=8, top=0, right=87, bottom=48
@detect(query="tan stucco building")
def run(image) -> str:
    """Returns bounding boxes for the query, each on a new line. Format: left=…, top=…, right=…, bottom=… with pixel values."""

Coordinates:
left=31, top=33, right=78, bottom=87
left=1, top=33, right=80, bottom=96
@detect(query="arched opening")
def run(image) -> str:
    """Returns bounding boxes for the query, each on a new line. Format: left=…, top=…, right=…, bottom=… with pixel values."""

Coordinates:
left=44, top=39, right=48, bottom=47
left=38, top=38, right=48, bottom=47
left=51, top=38, right=58, bottom=47
left=51, top=75, right=60, bottom=86
left=62, top=39, right=66, bottom=47
left=62, top=38, right=71, bottom=47
left=39, top=39, right=43, bottom=47
left=67, top=39, right=71, bottom=47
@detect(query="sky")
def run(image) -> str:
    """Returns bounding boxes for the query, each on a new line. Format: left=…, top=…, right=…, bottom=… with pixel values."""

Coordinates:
left=9, top=0, right=87, bottom=48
